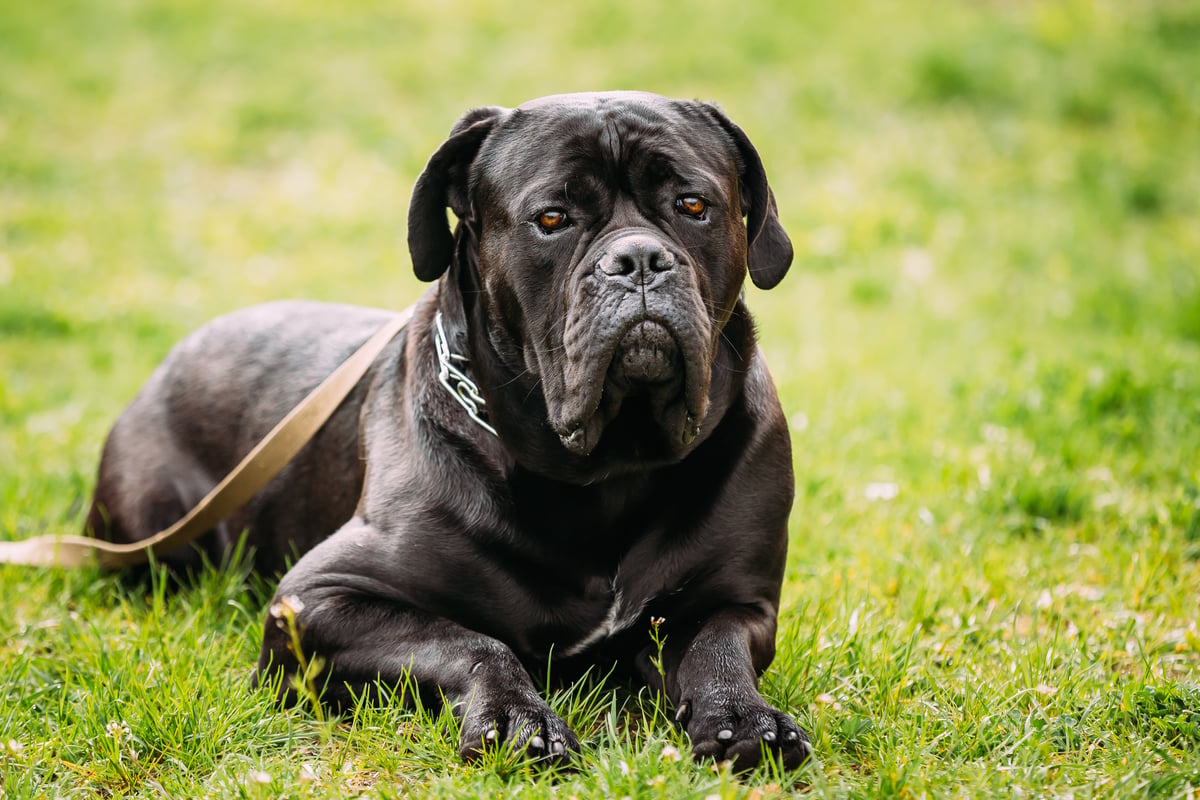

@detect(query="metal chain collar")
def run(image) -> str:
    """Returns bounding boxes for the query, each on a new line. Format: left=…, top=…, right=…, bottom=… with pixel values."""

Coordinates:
left=433, top=311, right=498, bottom=437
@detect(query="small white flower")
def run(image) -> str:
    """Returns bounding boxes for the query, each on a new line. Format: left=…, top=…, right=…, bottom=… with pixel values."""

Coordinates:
left=269, top=595, right=305, bottom=620
left=901, top=247, right=935, bottom=283
left=249, top=770, right=272, bottom=785
left=864, top=482, right=899, bottom=501
left=814, top=692, right=844, bottom=711
left=981, top=423, right=1008, bottom=444
left=299, top=763, right=318, bottom=782
left=977, top=464, right=992, bottom=489
left=660, top=744, right=681, bottom=762
left=5, top=738, right=23, bottom=755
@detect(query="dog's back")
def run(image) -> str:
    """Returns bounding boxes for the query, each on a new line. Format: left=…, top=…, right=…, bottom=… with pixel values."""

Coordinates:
left=86, top=300, right=400, bottom=574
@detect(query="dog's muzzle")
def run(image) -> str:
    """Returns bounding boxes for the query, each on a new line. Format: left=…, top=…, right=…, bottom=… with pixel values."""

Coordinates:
left=600, top=234, right=682, bottom=386
left=556, top=231, right=710, bottom=457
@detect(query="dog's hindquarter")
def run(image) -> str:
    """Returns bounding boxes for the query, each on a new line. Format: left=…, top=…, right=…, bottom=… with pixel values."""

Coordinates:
left=87, top=299, right=406, bottom=574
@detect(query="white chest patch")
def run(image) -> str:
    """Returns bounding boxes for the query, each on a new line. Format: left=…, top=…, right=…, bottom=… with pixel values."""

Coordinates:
left=561, top=587, right=645, bottom=657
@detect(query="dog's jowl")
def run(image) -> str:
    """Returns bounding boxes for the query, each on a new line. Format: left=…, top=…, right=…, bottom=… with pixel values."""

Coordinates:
left=86, top=91, right=810, bottom=770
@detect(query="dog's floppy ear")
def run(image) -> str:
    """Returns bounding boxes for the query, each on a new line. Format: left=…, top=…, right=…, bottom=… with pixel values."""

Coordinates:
left=408, top=106, right=507, bottom=282
left=701, top=103, right=793, bottom=290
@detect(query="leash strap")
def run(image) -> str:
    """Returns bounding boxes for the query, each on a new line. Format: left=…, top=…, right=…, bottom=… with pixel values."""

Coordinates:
left=0, top=306, right=413, bottom=570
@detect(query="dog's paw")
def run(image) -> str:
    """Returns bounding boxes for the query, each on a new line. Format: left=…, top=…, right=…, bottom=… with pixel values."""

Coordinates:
left=458, top=693, right=580, bottom=767
left=676, top=694, right=811, bottom=771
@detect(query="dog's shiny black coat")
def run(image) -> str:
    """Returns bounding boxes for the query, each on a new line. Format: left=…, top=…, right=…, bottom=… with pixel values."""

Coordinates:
left=87, top=92, right=809, bottom=769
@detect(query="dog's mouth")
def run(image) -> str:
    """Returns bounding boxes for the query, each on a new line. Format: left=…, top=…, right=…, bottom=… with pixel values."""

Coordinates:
left=615, top=320, right=679, bottom=384
left=554, top=316, right=709, bottom=458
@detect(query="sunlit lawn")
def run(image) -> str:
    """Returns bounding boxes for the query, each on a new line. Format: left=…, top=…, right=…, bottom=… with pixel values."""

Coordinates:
left=2, top=1, right=1199, bottom=797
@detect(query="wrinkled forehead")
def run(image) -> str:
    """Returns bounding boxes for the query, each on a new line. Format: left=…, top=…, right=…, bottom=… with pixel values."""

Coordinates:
left=471, top=94, right=736, bottom=203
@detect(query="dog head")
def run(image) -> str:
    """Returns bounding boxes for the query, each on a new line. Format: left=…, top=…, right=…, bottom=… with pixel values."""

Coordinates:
left=408, top=92, right=791, bottom=463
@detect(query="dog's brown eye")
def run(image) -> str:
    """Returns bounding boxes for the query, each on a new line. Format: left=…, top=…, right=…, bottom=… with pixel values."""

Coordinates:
left=676, top=196, right=707, bottom=218
left=537, top=209, right=569, bottom=232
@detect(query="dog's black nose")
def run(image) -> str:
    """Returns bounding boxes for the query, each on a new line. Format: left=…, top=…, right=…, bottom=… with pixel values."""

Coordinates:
left=598, top=235, right=675, bottom=287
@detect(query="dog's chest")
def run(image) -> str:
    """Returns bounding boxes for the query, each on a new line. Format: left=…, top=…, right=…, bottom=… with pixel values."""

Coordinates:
left=503, top=473, right=673, bottom=659
left=559, top=575, right=646, bottom=657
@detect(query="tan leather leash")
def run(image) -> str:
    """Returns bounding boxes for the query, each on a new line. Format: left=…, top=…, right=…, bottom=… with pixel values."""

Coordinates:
left=0, top=306, right=413, bottom=570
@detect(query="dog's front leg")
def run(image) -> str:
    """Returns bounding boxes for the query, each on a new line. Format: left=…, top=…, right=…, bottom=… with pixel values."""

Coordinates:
left=253, top=523, right=579, bottom=765
left=654, top=605, right=811, bottom=770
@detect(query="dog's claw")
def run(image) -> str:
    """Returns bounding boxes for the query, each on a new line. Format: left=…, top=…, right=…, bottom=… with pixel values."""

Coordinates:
left=685, top=702, right=810, bottom=772
left=675, top=701, right=691, bottom=726
left=459, top=695, right=581, bottom=767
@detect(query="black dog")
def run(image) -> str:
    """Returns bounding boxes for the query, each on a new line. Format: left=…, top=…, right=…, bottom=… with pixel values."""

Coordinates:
left=86, top=91, right=809, bottom=770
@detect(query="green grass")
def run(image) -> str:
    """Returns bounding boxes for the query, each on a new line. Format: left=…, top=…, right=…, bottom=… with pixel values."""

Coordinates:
left=3, top=0, right=1199, bottom=796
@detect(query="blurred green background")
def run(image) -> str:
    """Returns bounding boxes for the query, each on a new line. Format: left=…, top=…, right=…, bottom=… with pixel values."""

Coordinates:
left=2, top=0, right=1200, bottom=796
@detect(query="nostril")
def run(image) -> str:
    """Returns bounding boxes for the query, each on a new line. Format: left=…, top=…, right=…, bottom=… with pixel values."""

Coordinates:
left=615, top=253, right=639, bottom=276
left=597, top=236, right=676, bottom=283
left=599, top=252, right=636, bottom=277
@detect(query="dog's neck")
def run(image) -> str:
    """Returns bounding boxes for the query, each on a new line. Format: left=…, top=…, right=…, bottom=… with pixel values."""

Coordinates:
left=432, top=309, right=497, bottom=437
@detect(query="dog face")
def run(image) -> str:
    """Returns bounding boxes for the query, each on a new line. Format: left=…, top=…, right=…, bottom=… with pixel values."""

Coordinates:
left=408, top=92, right=792, bottom=461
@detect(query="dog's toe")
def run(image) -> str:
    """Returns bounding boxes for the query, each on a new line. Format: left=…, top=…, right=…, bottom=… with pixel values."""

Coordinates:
left=459, top=694, right=580, bottom=768
left=684, top=697, right=811, bottom=772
